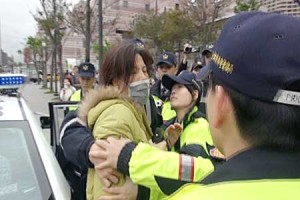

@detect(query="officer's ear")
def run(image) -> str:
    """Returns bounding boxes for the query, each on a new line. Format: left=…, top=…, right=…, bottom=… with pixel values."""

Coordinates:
left=192, top=90, right=199, bottom=102
left=211, top=85, right=232, bottom=128
left=174, top=65, right=178, bottom=74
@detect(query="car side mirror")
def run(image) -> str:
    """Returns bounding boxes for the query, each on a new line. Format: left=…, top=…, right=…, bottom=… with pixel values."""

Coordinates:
left=40, top=116, right=51, bottom=129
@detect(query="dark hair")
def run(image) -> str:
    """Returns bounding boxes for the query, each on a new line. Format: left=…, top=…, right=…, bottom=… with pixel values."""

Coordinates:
left=64, top=77, right=73, bottom=86
left=209, top=74, right=300, bottom=150
left=185, top=82, right=201, bottom=106
left=100, top=42, right=153, bottom=86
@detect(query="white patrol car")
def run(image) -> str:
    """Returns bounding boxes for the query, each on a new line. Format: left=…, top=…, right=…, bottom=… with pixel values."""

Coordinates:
left=0, top=74, right=71, bottom=199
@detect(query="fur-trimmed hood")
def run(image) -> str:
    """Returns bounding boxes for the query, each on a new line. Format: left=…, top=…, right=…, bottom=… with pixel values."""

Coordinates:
left=78, top=86, right=143, bottom=126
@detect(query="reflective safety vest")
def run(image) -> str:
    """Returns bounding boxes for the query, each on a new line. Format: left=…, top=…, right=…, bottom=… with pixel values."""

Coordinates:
left=165, top=147, right=300, bottom=200
left=152, top=95, right=176, bottom=122
left=161, top=101, right=176, bottom=122
left=165, top=181, right=300, bottom=200
left=128, top=106, right=220, bottom=200
left=69, top=90, right=82, bottom=111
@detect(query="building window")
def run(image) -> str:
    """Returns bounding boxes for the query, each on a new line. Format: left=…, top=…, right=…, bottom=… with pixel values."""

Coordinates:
left=175, top=3, right=180, bottom=10
left=123, top=0, right=128, bottom=8
left=145, top=3, right=150, bottom=11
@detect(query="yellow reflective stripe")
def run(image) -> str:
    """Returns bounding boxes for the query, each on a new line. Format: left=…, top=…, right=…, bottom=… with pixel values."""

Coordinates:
left=179, top=154, right=195, bottom=182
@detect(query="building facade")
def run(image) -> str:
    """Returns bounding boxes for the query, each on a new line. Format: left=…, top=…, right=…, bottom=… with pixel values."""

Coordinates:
left=0, top=50, right=8, bottom=66
left=98, top=0, right=181, bottom=44
left=61, top=31, right=98, bottom=71
left=260, top=0, right=300, bottom=17
left=60, top=0, right=186, bottom=70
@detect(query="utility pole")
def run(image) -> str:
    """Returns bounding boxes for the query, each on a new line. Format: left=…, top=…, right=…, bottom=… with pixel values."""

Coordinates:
left=155, top=0, right=158, bottom=15
left=53, top=0, right=58, bottom=96
left=86, top=0, right=91, bottom=62
left=98, top=0, right=103, bottom=80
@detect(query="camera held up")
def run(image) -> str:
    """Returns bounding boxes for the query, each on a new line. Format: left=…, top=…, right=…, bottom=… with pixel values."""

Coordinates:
left=183, top=42, right=200, bottom=54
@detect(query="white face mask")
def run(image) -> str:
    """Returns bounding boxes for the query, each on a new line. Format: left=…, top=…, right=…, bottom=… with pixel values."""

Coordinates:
left=63, top=83, right=70, bottom=88
left=128, top=79, right=150, bottom=105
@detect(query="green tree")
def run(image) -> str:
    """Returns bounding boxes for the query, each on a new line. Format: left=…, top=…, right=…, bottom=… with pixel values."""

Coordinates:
left=179, top=0, right=234, bottom=47
left=160, top=10, right=195, bottom=51
left=133, top=10, right=194, bottom=52
left=92, top=40, right=111, bottom=59
left=27, top=36, right=43, bottom=83
left=66, top=0, right=98, bottom=62
left=34, top=0, right=67, bottom=93
left=234, top=0, right=260, bottom=13
left=133, top=12, right=163, bottom=48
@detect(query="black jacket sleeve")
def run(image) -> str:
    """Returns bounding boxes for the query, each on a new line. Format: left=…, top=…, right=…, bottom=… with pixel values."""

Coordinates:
left=60, top=111, right=95, bottom=169
left=116, top=142, right=137, bottom=176
left=177, top=60, right=188, bottom=75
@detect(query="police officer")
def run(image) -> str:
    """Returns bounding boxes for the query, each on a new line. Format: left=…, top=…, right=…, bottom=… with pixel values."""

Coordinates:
left=70, top=62, right=96, bottom=102
left=151, top=52, right=178, bottom=122
left=164, top=11, right=300, bottom=199
left=191, top=58, right=203, bottom=74
left=68, top=62, right=95, bottom=112
left=57, top=62, right=95, bottom=199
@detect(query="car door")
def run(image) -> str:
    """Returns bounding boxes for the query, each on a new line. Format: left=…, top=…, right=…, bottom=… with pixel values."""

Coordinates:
left=41, top=101, right=79, bottom=153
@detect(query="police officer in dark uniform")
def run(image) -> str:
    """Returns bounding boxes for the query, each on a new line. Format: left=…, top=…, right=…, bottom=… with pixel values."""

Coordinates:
left=56, top=62, right=95, bottom=200
left=151, top=52, right=178, bottom=122
left=191, top=58, right=203, bottom=74
left=165, top=11, right=300, bottom=199
left=69, top=62, right=96, bottom=103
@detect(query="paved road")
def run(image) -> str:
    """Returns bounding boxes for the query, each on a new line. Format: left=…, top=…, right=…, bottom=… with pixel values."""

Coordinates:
left=22, top=82, right=60, bottom=116
left=22, top=82, right=60, bottom=143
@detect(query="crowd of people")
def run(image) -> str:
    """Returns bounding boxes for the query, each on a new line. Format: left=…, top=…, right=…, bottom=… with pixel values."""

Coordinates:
left=56, top=11, right=300, bottom=200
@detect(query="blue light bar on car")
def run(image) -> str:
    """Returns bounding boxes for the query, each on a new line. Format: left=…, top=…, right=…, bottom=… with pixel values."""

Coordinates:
left=0, top=74, right=27, bottom=89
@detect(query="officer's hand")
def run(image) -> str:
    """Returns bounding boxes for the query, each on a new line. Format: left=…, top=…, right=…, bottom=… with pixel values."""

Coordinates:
left=98, top=177, right=138, bottom=200
left=96, top=167, right=122, bottom=188
left=91, top=137, right=131, bottom=170
left=89, top=143, right=119, bottom=187
left=165, top=122, right=182, bottom=147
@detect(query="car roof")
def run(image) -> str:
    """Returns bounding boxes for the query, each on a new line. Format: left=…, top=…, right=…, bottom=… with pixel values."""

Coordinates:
left=0, top=96, right=24, bottom=120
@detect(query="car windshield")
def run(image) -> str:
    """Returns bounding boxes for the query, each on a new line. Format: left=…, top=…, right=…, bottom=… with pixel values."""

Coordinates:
left=0, top=121, right=52, bottom=199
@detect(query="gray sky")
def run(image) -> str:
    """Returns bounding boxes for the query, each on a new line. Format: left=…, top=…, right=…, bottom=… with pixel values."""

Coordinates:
left=0, top=0, right=79, bottom=62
